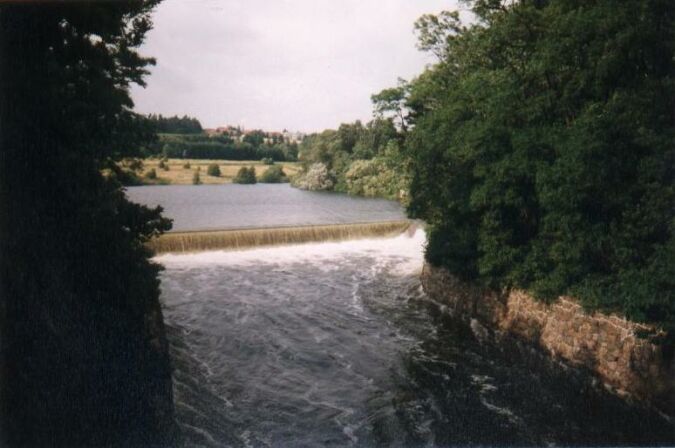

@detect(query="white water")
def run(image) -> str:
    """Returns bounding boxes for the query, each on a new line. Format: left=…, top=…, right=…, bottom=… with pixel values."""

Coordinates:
left=158, top=229, right=674, bottom=447
left=156, top=228, right=426, bottom=275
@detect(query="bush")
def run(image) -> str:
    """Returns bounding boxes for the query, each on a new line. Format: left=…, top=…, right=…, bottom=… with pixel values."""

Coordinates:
left=291, top=162, right=334, bottom=191
left=259, top=165, right=287, bottom=183
left=183, top=161, right=191, bottom=169
left=206, top=163, right=221, bottom=177
left=145, top=168, right=157, bottom=180
left=192, top=171, right=201, bottom=185
left=343, top=158, right=405, bottom=200
left=233, top=166, right=257, bottom=184
left=261, top=157, right=274, bottom=165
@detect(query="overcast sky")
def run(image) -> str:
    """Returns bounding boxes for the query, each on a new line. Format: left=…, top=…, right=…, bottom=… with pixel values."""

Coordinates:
left=130, top=0, right=459, bottom=132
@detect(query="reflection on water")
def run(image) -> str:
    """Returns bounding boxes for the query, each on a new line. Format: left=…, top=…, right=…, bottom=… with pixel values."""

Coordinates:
left=158, top=231, right=674, bottom=447
left=127, top=184, right=405, bottom=231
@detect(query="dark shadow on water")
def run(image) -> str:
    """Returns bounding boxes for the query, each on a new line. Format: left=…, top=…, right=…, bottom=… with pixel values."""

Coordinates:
left=369, top=297, right=675, bottom=447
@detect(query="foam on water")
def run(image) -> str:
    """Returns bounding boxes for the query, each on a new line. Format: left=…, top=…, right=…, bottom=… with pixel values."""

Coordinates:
left=156, top=227, right=426, bottom=276
left=159, top=228, right=674, bottom=447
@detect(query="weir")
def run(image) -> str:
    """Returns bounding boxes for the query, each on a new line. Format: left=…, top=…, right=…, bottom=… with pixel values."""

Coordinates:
left=148, top=220, right=413, bottom=253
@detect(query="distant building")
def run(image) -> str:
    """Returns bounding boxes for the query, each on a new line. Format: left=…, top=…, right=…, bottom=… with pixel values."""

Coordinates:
left=282, top=129, right=304, bottom=144
left=205, top=125, right=304, bottom=144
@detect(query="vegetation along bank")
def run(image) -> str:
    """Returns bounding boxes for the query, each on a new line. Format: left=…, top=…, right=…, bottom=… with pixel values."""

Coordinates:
left=384, top=0, right=675, bottom=410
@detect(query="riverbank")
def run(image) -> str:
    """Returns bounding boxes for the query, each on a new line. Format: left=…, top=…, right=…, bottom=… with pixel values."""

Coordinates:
left=421, top=263, right=675, bottom=418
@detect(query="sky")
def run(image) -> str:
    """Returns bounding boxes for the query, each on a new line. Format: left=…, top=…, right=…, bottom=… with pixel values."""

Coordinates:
left=129, top=0, right=460, bottom=133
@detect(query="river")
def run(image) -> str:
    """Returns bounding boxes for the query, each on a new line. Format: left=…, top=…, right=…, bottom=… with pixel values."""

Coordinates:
left=126, top=184, right=405, bottom=231
left=130, top=185, right=673, bottom=446
left=157, top=233, right=672, bottom=447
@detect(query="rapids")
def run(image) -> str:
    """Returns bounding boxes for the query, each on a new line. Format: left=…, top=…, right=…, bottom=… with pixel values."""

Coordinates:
left=157, top=230, right=674, bottom=447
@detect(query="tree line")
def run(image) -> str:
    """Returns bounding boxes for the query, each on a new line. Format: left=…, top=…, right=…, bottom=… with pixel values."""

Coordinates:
left=142, top=132, right=298, bottom=162
left=292, top=118, right=408, bottom=199
left=147, top=113, right=203, bottom=134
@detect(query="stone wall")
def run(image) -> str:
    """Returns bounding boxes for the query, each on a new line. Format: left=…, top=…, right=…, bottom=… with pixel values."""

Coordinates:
left=421, top=263, right=675, bottom=415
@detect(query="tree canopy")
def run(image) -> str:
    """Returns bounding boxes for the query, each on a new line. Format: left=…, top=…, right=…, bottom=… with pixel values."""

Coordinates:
left=0, top=2, right=177, bottom=445
left=404, top=0, right=675, bottom=338
left=147, top=113, right=203, bottom=134
left=292, top=117, right=407, bottom=199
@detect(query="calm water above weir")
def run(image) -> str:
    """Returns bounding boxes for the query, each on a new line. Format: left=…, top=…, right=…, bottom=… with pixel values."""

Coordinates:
left=157, top=231, right=673, bottom=447
left=127, top=184, right=405, bottom=231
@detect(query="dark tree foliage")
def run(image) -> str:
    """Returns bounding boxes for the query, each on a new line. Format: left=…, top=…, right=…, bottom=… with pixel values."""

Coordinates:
left=206, top=163, right=221, bottom=177
left=147, top=113, right=203, bottom=134
left=242, top=129, right=266, bottom=147
left=162, top=140, right=287, bottom=161
left=406, top=0, right=675, bottom=338
left=0, top=2, right=177, bottom=446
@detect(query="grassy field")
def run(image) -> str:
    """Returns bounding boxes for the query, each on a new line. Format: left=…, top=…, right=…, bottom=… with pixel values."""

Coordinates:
left=140, top=159, right=301, bottom=185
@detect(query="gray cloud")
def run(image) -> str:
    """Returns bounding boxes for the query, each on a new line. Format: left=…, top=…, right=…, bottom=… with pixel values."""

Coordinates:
left=130, top=0, right=458, bottom=132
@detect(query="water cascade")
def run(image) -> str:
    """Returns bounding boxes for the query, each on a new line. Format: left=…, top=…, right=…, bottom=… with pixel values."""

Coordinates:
left=149, top=220, right=412, bottom=253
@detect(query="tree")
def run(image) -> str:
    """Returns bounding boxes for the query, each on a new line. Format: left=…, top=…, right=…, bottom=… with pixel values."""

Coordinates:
left=192, top=170, right=202, bottom=185
left=233, top=166, right=257, bottom=184
left=371, top=79, right=410, bottom=132
left=0, top=2, right=177, bottom=446
left=336, top=121, right=364, bottom=154
left=259, top=165, right=288, bottom=183
left=405, top=0, right=675, bottom=338
left=242, top=129, right=266, bottom=147
left=148, top=113, right=203, bottom=134
left=207, top=163, right=221, bottom=177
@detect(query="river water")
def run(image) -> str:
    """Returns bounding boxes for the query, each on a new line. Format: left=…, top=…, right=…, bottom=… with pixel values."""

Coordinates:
left=127, top=184, right=405, bottom=231
left=157, top=230, right=674, bottom=447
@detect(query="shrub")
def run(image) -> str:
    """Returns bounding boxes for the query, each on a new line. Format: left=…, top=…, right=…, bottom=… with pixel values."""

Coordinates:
left=261, top=157, right=274, bottom=165
left=183, top=161, right=191, bottom=169
left=233, top=166, right=257, bottom=184
left=192, top=171, right=201, bottom=185
left=343, top=158, right=405, bottom=200
left=206, top=163, right=221, bottom=177
left=145, top=168, right=157, bottom=180
left=291, top=162, right=334, bottom=191
left=110, top=164, right=143, bottom=186
left=259, top=165, right=287, bottom=183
